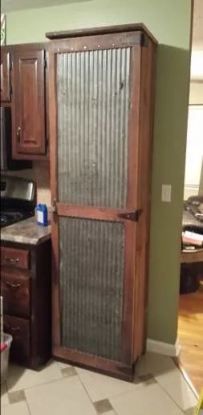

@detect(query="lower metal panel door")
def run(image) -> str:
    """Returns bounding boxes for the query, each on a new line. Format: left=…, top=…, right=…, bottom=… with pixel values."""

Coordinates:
left=59, top=217, right=125, bottom=361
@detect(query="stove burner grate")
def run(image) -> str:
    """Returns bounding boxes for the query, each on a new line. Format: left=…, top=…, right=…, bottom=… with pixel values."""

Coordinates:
left=0, top=210, right=33, bottom=228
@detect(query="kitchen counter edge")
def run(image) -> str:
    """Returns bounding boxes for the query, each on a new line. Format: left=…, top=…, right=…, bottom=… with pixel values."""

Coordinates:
left=0, top=217, right=51, bottom=245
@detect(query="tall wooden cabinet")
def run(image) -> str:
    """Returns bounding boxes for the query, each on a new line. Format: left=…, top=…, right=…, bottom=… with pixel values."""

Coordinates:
left=48, top=24, right=157, bottom=380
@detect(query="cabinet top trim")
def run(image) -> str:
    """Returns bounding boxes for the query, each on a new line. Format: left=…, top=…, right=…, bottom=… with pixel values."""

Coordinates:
left=46, top=23, right=158, bottom=44
left=1, top=42, right=48, bottom=51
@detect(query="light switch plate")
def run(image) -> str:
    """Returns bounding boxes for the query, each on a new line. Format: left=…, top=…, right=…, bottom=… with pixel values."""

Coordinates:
left=161, top=184, right=172, bottom=202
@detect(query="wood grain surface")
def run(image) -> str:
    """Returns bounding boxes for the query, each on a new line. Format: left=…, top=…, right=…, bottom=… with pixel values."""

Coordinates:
left=178, top=281, right=203, bottom=393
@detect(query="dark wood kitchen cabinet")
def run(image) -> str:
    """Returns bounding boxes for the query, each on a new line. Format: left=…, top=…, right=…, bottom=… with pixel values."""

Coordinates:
left=0, top=47, right=11, bottom=103
left=0, top=239, right=51, bottom=369
left=12, top=48, right=47, bottom=159
left=48, top=24, right=157, bottom=380
left=0, top=43, right=49, bottom=160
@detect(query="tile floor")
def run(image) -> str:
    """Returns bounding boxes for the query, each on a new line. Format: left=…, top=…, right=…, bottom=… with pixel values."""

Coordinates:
left=1, top=352, right=198, bottom=415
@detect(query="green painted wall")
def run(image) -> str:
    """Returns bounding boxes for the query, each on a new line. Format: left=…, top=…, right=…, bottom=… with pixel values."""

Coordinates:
left=5, top=0, right=192, bottom=344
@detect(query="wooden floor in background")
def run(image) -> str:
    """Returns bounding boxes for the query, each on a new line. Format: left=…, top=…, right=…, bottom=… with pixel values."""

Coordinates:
left=178, top=281, right=203, bottom=394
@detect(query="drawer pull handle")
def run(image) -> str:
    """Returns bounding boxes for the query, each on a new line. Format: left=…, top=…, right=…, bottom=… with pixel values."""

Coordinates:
left=5, top=281, right=22, bottom=289
left=4, top=257, right=20, bottom=263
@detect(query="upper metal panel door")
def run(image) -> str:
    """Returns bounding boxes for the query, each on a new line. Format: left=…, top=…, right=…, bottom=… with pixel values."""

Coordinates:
left=57, top=47, right=130, bottom=209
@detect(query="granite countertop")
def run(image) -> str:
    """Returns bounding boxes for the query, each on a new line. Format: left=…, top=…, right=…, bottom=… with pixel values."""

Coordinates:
left=0, top=217, right=51, bottom=245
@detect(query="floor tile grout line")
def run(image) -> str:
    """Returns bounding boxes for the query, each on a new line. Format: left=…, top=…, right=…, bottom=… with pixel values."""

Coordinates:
left=106, top=382, right=148, bottom=409
left=4, top=395, right=32, bottom=415
left=25, top=399, right=32, bottom=415
left=75, top=369, right=120, bottom=414
left=106, top=379, right=184, bottom=415
left=7, top=373, right=66, bottom=393
left=173, top=357, right=199, bottom=399
left=75, top=369, right=101, bottom=413
left=75, top=368, right=145, bottom=415
left=154, top=375, right=196, bottom=414
left=7, top=368, right=120, bottom=414
left=6, top=360, right=197, bottom=415
left=67, top=367, right=119, bottom=415
left=7, top=367, right=121, bottom=415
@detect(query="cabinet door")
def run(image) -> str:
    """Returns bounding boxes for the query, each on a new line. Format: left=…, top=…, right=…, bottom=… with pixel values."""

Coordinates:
left=0, top=49, right=11, bottom=102
left=4, top=315, right=30, bottom=364
left=12, top=49, right=46, bottom=157
left=49, top=33, right=144, bottom=379
left=1, top=268, right=31, bottom=318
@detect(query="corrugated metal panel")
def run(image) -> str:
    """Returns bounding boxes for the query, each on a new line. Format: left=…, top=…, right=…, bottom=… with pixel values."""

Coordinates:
left=59, top=217, right=124, bottom=361
left=57, top=48, right=130, bottom=208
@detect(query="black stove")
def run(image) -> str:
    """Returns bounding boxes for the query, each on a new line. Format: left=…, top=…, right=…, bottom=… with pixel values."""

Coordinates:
left=0, top=210, right=34, bottom=228
left=0, top=175, right=36, bottom=228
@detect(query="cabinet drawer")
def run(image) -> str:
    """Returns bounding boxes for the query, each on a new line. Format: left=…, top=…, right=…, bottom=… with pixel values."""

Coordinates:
left=1, top=269, right=30, bottom=318
left=1, top=247, right=30, bottom=269
left=4, top=315, right=30, bottom=364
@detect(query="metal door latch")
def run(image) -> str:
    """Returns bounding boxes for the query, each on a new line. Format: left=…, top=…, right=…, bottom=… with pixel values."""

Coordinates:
left=118, top=209, right=142, bottom=222
left=51, top=198, right=57, bottom=213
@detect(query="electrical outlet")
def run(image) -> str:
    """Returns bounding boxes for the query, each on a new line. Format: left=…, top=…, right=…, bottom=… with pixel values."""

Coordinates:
left=161, top=184, right=172, bottom=202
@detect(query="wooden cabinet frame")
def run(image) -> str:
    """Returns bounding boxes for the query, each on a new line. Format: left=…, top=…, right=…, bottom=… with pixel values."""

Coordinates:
left=48, top=24, right=157, bottom=380
left=0, top=47, right=11, bottom=103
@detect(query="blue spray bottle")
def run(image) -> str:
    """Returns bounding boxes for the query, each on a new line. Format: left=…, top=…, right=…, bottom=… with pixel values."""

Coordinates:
left=36, top=204, right=48, bottom=226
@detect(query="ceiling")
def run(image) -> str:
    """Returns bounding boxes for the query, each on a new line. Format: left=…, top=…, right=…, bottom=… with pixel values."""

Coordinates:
left=1, top=0, right=85, bottom=12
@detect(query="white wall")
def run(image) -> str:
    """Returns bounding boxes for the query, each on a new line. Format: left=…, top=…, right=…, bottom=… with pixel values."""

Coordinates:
left=189, top=82, right=203, bottom=104
left=184, top=49, right=203, bottom=199
left=184, top=105, right=203, bottom=199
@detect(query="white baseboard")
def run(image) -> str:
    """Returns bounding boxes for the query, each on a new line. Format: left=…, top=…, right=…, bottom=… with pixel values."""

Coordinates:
left=147, top=338, right=181, bottom=357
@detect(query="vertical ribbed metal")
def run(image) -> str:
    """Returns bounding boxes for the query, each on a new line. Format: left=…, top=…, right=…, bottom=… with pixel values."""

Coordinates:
left=57, top=48, right=130, bottom=208
left=59, top=217, right=124, bottom=360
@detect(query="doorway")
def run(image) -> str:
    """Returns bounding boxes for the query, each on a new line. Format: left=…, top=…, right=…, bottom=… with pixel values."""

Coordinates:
left=178, top=0, right=203, bottom=395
